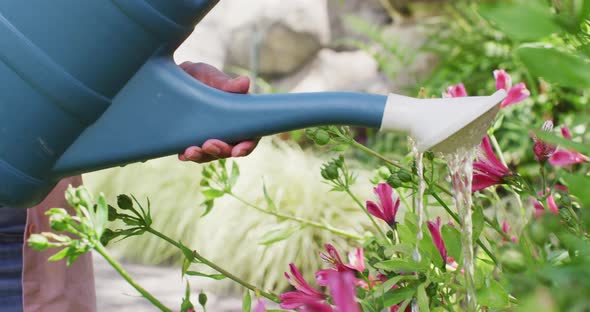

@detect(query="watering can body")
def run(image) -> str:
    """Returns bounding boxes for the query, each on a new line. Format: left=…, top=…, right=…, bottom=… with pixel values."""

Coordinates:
left=0, top=0, right=387, bottom=207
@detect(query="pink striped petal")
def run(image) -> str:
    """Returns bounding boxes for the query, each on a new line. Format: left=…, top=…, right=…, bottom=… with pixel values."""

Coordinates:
left=444, top=83, right=468, bottom=97
left=326, top=271, right=361, bottom=312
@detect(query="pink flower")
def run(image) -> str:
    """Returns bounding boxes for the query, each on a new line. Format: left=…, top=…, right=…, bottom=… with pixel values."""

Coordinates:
left=317, top=245, right=366, bottom=287
left=427, top=217, right=448, bottom=264
left=501, top=220, right=518, bottom=243
left=531, top=120, right=557, bottom=162
left=472, top=136, right=512, bottom=192
left=443, top=83, right=467, bottom=97
left=319, top=244, right=348, bottom=271
left=366, top=183, right=400, bottom=227
left=280, top=263, right=326, bottom=309
left=326, top=271, right=361, bottom=312
left=548, top=126, right=589, bottom=166
left=493, top=69, right=530, bottom=108
left=532, top=190, right=559, bottom=218
left=254, top=299, right=266, bottom=312
left=346, top=248, right=365, bottom=273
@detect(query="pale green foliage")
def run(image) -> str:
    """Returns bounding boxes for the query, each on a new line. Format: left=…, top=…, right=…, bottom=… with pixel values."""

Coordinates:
left=84, top=137, right=379, bottom=292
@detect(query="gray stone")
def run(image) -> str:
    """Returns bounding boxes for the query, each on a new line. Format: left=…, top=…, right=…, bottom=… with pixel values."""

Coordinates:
left=276, top=48, right=388, bottom=94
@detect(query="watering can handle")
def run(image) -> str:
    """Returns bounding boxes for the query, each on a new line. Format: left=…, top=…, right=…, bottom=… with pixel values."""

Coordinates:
left=52, top=55, right=388, bottom=176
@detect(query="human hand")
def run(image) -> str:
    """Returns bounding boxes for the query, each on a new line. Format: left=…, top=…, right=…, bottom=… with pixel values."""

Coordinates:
left=177, top=61, right=258, bottom=163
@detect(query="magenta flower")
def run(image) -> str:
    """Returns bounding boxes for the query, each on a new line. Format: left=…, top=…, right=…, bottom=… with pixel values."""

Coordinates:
left=532, top=190, right=559, bottom=218
left=326, top=271, right=361, bottom=312
left=366, top=183, right=400, bottom=227
left=280, top=263, right=326, bottom=309
left=443, top=83, right=467, bottom=97
left=254, top=299, right=266, bottom=312
left=548, top=126, right=589, bottom=166
left=300, top=303, right=334, bottom=312
left=493, top=69, right=530, bottom=108
left=427, top=217, right=448, bottom=264
left=317, top=244, right=366, bottom=287
left=472, top=136, right=512, bottom=192
left=531, top=120, right=557, bottom=162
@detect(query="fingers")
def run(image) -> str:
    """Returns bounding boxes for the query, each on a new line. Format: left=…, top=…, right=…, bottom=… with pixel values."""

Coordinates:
left=179, top=140, right=234, bottom=163
left=180, top=61, right=250, bottom=94
left=232, top=140, right=258, bottom=157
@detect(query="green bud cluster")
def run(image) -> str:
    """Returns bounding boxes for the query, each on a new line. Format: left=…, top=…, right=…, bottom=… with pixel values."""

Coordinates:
left=306, top=128, right=331, bottom=146
left=321, top=156, right=345, bottom=181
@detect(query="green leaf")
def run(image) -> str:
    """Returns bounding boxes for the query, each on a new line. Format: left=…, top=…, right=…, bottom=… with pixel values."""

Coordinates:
left=262, top=180, right=277, bottom=212
left=472, top=205, right=485, bottom=241
left=517, top=44, right=590, bottom=89
left=178, top=241, right=195, bottom=262
left=477, top=279, right=509, bottom=308
left=258, top=225, right=302, bottom=245
left=182, top=257, right=191, bottom=277
left=442, top=224, right=462, bottom=264
left=48, top=247, right=70, bottom=262
left=185, top=271, right=226, bottom=280
left=563, top=173, right=590, bottom=208
left=229, top=161, right=240, bottom=188
left=417, top=283, right=430, bottom=312
left=202, top=189, right=225, bottom=199
left=381, top=287, right=415, bottom=308
left=201, top=200, right=214, bottom=217
left=242, top=290, right=251, bottom=312
left=95, top=194, right=108, bottom=238
left=479, top=1, right=561, bottom=41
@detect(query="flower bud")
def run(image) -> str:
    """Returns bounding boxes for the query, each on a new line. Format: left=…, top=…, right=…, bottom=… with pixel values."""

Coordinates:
left=198, top=292, right=207, bottom=306
left=65, top=186, right=79, bottom=207
left=28, top=234, right=50, bottom=251
left=321, top=165, right=339, bottom=180
left=397, top=170, right=412, bottom=183
left=117, top=194, right=134, bottom=210
left=313, top=129, right=331, bottom=145
left=49, top=213, right=70, bottom=232
left=387, top=175, right=403, bottom=188
left=76, top=187, right=94, bottom=208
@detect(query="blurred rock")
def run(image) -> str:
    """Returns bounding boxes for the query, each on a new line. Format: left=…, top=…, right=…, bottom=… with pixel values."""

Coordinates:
left=276, top=48, right=389, bottom=94
left=223, top=0, right=331, bottom=77
left=327, top=0, right=391, bottom=50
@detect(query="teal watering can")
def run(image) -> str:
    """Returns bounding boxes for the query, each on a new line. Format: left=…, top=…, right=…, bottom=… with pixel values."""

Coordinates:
left=0, top=0, right=506, bottom=207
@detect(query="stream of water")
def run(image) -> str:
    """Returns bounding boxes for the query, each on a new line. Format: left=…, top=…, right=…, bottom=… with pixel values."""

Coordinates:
left=412, top=150, right=425, bottom=263
left=445, top=148, right=478, bottom=312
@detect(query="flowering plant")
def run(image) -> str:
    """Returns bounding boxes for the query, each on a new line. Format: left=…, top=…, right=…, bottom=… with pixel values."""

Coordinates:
left=29, top=65, right=589, bottom=312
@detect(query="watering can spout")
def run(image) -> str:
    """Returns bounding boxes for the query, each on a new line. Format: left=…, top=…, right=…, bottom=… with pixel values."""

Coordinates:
left=51, top=56, right=388, bottom=176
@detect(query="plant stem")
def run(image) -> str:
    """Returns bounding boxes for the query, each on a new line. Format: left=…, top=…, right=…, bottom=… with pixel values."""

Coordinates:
left=93, top=243, right=172, bottom=312
left=228, top=192, right=362, bottom=240
left=145, top=228, right=280, bottom=303
left=344, top=188, right=389, bottom=242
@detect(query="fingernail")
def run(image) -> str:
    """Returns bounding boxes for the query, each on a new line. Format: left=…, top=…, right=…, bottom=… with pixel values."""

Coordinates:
left=208, top=145, right=221, bottom=156
left=186, top=150, right=201, bottom=161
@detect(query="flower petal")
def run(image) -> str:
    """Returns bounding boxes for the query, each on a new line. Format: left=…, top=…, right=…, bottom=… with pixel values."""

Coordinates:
left=561, top=126, right=572, bottom=140
left=366, top=200, right=386, bottom=222
left=326, top=271, right=361, bottom=312
left=549, top=150, right=589, bottom=166
left=494, top=69, right=512, bottom=91
left=501, top=82, right=530, bottom=108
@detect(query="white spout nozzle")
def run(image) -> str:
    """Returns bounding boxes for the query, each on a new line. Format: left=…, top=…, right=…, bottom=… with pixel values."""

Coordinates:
left=380, top=90, right=507, bottom=153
